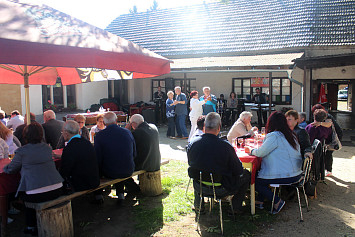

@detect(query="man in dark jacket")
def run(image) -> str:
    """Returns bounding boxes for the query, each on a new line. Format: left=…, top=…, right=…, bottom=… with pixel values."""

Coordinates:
left=187, top=112, right=250, bottom=213
left=94, top=112, right=136, bottom=203
left=60, top=120, right=100, bottom=192
left=42, top=110, right=64, bottom=149
left=125, top=114, right=161, bottom=193
left=129, top=114, right=161, bottom=171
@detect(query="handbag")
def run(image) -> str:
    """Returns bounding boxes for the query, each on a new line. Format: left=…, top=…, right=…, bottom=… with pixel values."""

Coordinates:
left=327, top=124, right=342, bottom=151
left=304, top=180, right=317, bottom=196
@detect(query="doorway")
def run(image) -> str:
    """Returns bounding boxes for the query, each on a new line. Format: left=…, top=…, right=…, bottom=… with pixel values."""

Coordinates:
left=337, top=84, right=349, bottom=112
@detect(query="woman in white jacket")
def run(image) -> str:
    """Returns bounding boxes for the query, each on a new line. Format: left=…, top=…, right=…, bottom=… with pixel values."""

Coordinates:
left=188, top=91, right=206, bottom=142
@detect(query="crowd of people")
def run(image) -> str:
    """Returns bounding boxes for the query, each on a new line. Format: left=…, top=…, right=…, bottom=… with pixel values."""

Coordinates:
left=187, top=104, right=341, bottom=215
left=0, top=90, right=342, bottom=232
left=0, top=108, right=161, bottom=235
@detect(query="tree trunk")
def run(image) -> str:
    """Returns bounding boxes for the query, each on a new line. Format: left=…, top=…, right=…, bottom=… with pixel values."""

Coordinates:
left=36, top=201, right=74, bottom=237
left=139, top=170, right=162, bottom=196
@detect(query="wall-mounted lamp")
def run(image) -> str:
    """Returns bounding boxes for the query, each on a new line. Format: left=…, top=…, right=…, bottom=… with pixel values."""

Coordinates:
left=341, top=69, right=346, bottom=73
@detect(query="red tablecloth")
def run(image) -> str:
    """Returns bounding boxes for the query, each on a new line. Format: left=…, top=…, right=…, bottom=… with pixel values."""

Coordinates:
left=237, top=149, right=262, bottom=185
left=66, top=111, right=125, bottom=119
left=0, top=159, right=20, bottom=196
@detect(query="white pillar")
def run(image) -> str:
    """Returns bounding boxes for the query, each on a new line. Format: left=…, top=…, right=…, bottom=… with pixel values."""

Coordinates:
left=63, top=85, right=67, bottom=108
left=50, top=86, right=54, bottom=104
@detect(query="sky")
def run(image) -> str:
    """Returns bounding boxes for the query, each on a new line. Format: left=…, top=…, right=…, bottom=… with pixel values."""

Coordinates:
left=32, top=0, right=217, bottom=29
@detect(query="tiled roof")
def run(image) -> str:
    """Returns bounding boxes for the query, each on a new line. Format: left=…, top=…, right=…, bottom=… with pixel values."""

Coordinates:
left=171, top=53, right=304, bottom=69
left=106, top=0, right=355, bottom=57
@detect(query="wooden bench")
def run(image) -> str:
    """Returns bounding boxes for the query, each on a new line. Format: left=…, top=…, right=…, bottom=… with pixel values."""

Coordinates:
left=25, top=160, right=169, bottom=237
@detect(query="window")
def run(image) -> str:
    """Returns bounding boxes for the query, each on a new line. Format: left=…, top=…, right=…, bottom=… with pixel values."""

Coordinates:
left=232, top=77, right=292, bottom=105
left=152, top=78, right=196, bottom=100
left=151, top=79, right=166, bottom=101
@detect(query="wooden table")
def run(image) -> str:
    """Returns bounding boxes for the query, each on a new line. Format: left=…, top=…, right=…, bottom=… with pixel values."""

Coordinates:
left=236, top=147, right=262, bottom=215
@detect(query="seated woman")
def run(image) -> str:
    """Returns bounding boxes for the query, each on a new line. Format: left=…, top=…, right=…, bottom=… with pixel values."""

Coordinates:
left=57, top=114, right=90, bottom=148
left=225, top=92, right=238, bottom=125
left=0, top=121, right=18, bottom=155
left=0, top=137, right=9, bottom=159
left=227, top=111, right=258, bottom=144
left=90, top=114, right=106, bottom=142
left=245, top=111, right=303, bottom=214
left=189, top=115, right=205, bottom=143
left=4, top=122, right=63, bottom=235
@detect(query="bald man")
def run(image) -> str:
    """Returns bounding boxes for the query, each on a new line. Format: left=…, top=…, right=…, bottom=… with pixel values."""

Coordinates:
left=42, top=110, right=64, bottom=149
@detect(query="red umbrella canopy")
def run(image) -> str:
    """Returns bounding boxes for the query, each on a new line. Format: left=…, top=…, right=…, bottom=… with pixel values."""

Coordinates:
left=0, top=0, right=171, bottom=85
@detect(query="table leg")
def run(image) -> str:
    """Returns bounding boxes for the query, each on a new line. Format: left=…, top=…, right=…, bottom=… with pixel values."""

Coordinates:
left=0, top=195, right=8, bottom=236
left=250, top=184, right=255, bottom=215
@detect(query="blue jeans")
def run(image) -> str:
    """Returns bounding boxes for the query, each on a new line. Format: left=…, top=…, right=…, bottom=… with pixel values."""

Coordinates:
left=167, top=117, right=175, bottom=137
left=255, top=174, right=302, bottom=203
left=176, top=114, right=188, bottom=137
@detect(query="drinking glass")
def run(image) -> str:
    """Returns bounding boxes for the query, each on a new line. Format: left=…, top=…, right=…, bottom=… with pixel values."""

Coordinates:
left=232, top=138, right=237, bottom=148
left=261, top=127, right=266, bottom=135
left=238, top=138, right=244, bottom=148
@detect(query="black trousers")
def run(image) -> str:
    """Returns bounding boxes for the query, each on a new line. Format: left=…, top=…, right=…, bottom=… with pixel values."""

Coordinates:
left=324, top=150, right=334, bottom=172
left=19, top=188, right=63, bottom=227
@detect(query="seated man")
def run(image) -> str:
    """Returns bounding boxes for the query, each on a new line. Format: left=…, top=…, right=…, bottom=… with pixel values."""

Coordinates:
left=285, top=110, right=312, bottom=159
left=14, top=112, right=36, bottom=145
left=94, top=112, right=136, bottom=204
left=187, top=112, right=250, bottom=213
left=60, top=121, right=100, bottom=192
left=6, top=110, right=24, bottom=131
left=125, top=114, right=161, bottom=192
left=128, top=114, right=161, bottom=172
left=57, top=114, right=90, bottom=149
left=227, top=111, right=257, bottom=144
left=42, top=110, right=64, bottom=149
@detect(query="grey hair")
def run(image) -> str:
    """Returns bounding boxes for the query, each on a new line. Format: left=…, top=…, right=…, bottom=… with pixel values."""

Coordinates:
left=167, top=90, right=174, bottom=96
left=103, top=112, right=117, bottom=125
left=205, top=112, right=221, bottom=130
left=299, top=112, right=306, bottom=120
left=130, top=114, right=144, bottom=125
left=174, top=86, right=181, bottom=90
left=202, top=86, right=210, bottom=91
left=239, top=111, right=252, bottom=120
left=64, top=120, right=80, bottom=135
left=44, top=110, right=56, bottom=119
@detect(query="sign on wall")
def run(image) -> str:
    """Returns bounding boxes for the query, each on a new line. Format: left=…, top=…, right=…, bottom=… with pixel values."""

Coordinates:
left=251, top=77, right=269, bottom=87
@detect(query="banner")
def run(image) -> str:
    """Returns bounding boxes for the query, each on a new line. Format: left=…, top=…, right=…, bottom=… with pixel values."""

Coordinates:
left=318, top=83, right=327, bottom=103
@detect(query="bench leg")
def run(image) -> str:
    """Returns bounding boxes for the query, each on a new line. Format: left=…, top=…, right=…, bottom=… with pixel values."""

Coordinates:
left=36, top=201, right=74, bottom=237
left=139, top=170, right=163, bottom=196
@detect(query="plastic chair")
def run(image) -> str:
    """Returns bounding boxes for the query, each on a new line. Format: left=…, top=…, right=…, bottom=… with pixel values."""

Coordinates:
left=187, top=167, right=235, bottom=235
left=270, top=157, right=312, bottom=222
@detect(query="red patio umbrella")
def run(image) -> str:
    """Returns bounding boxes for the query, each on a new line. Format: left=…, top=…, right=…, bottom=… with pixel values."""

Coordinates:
left=0, top=0, right=171, bottom=123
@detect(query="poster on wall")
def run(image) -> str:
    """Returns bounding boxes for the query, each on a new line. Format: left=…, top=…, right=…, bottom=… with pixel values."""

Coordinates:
left=251, top=77, right=269, bottom=87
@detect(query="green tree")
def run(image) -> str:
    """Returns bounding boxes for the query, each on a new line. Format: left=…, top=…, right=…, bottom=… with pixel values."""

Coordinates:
left=129, top=5, right=138, bottom=14
left=150, top=0, right=159, bottom=11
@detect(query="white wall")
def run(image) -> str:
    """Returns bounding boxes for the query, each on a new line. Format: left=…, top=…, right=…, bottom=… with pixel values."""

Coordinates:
left=75, top=81, right=108, bottom=110
left=21, top=85, right=43, bottom=115
left=127, top=71, right=304, bottom=123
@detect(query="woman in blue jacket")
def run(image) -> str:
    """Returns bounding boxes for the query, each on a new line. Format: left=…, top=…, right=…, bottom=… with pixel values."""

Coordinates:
left=246, top=111, right=302, bottom=214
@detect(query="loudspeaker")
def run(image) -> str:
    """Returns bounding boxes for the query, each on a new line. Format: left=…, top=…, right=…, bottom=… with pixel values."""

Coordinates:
left=142, top=108, right=155, bottom=124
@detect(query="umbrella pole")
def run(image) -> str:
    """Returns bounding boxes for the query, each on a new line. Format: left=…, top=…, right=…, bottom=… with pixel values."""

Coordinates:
left=24, top=66, right=31, bottom=125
